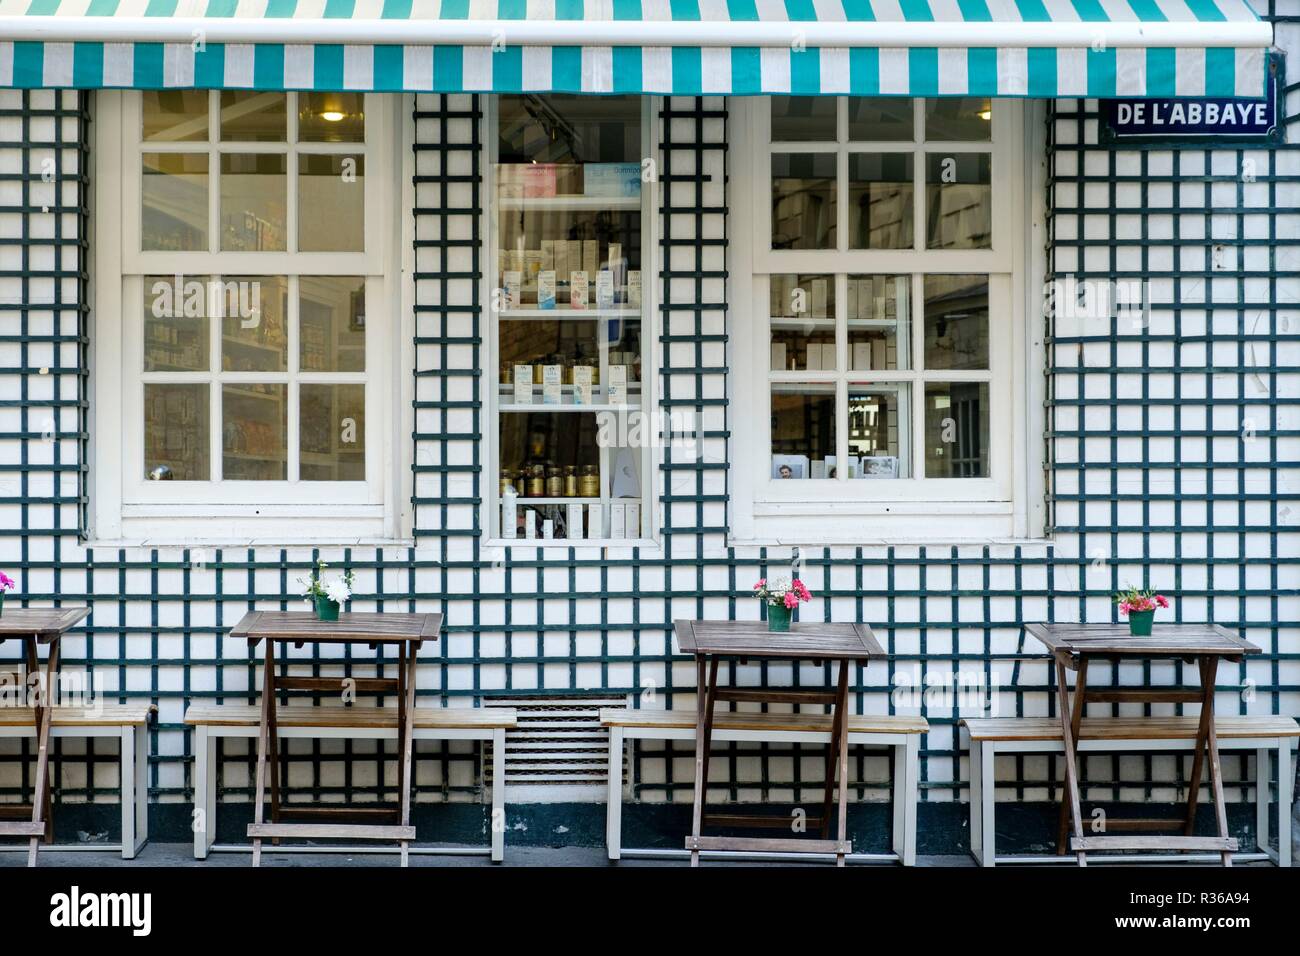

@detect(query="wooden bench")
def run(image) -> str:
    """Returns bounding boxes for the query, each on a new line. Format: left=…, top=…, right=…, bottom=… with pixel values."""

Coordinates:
left=602, top=708, right=928, bottom=864
left=186, top=704, right=516, bottom=862
left=0, top=704, right=154, bottom=859
left=962, top=715, right=1299, bottom=867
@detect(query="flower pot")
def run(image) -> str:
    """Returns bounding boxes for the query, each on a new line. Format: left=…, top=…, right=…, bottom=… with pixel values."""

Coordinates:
left=0, top=591, right=4, bottom=617
left=1128, top=609, right=1154, bottom=636
left=314, top=595, right=341, bottom=622
left=767, top=603, right=792, bottom=632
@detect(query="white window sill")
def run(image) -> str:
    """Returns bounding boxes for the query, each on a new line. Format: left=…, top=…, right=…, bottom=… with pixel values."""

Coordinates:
left=85, top=537, right=416, bottom=550
left=484, top=538, right=662, bottom=553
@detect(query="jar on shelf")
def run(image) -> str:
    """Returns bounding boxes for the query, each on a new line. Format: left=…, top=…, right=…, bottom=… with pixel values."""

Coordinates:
left=527, top=464, right=546, bottom=497
left=579, top=464, right=600, bottom=498
left=545, top=466, right=563, bottom=498
left=499, top=469, right=515, bottom=496
left=500, top=362, right=512, bottom=384
left=563, top=465, right=578, bottom=498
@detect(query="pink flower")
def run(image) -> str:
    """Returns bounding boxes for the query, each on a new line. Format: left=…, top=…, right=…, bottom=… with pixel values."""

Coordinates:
left=1118, top=601, right=1132, bottom=616
left=795, top=580, right=812, bottom=602
left=0, top=572, right=13, bottom=592
left=1155, top=595, right=1169, bottom=609
left=784, top=591, right=799, bottom=610
left=753, top=578, right=766, bottom=590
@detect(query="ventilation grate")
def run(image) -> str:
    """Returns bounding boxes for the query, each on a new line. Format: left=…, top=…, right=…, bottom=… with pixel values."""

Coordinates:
left=484, top=695, right=626, bottom=803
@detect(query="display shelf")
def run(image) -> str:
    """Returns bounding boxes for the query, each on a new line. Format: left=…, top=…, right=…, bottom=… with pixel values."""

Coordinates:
left=498, top=308, right=641, bottom=320
left=497, top=195, right=641, bottom=212
left=498, top=403, right=639, bottom=413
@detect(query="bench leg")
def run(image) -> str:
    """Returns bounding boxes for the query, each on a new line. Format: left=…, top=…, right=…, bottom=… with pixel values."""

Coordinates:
left=980, top=742, right=996, bottom=867
left=1256, top=747, right=1269, bottom=860
left=607, top=725, right=623, bottom=861
left=903, top=735, right=919, bottom=867
left=491, top=728, right=506, bottom=863
left=193, top=726, right=215, bottom=860
left=134, top=723, right=149, bottom=856
left=891, top=742, right=906, bottom=864
left=969, top=738, right=983, bottom=865
left=120, top=725, right=136, bottom=860
left=1279, top=740, right=1293, bottom=868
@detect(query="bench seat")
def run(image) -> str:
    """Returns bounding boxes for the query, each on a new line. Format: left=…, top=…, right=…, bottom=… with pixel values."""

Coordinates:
left=187, top=703, right=514, bottom=862
left=603, top=707, right=927, bottom=865
left=0, top=703, right=153, bottom=859
left=962, top=714, right=1298, bottom=867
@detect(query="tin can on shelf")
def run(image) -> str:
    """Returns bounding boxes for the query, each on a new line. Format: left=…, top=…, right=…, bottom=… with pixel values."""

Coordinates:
left=527, top=464, right=546, bottom=497
left=564, top=465, right=578, bottom=498
left=546, top=467, right=563, bottom=498
left=579, top=464, right=600, bottom=498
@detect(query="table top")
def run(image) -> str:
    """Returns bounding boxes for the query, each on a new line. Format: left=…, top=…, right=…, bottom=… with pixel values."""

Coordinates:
left=673, top=619, right=882, bottom=661
left=230, top=610, right=442, bottom=645
left=1025, top=622, right=1259, bottom=662
left=0, top=607, right=90, bottom=643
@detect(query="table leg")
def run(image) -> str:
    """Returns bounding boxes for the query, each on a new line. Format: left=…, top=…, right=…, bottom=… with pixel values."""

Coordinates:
left=833, top=661, right=851, bottom=867
left=1196, top=657, right=1232, bottom=866
left=820, top=660, right=849, bottom=842
left=1053, top=658, right=1087, bottom=866
left=26, top=636, right=59, bottom=867
left=1056, top=657, right=1088, bottom=855
left=1182, top=657, right=1214, bottom=838
left=689, top=655, right=714, bottom=868
left=251, top=639, right=276, bottom=867
left=398, top=640, right=419, bottom=868
left=267, top=643, right=282, bottom=844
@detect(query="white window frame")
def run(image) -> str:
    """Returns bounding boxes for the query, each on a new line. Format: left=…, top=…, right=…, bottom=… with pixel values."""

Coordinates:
left=730, top=97, right=1047, bottom=544
left=91, top=90, right=412, bottom=544
left=481, top=95, right=661, bottom=549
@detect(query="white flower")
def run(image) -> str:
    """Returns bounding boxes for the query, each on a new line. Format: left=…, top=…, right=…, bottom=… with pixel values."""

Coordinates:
left=324, top=579, right=351, bottom=605
left=296, top=576, right=315, bottom=597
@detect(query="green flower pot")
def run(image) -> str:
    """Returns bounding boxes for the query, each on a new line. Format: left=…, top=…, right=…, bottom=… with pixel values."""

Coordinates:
left=0, top=591, right=5, bottom=617
left=767, top=603, right=792, bottom=632
left=314, top=595, right=341, bottom=622
left=1128, top=609, right=1154, bottom=636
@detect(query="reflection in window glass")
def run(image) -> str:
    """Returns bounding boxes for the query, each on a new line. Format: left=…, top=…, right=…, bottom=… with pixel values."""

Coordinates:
left=848, top=274, right=909, bottom=371
left=769, top=274, right=835, bottom=371
left=849, top=386, right=909, bottom=478
left=142, top=152, right=208, bottom=251
left=930, top=153, right=987, bottom=251
left=924, top=275, right=988, bottom=370
left=771, top=386, right=836, bottom=479
left=299, top=93, right=365, bottom=142
left=300, top=384, right=365, bottom=481
left=925, top=382, right=989, bottom=477
left=298, top=154, right=365, bottom=251
left=849, top=153, right=914, bottom=249
left=220, top=91, right=286, bottom=142
left=771, top=96, right=837, bottom=141
left=222, top=383, right=287, bottom=480
left=143, top=91, right=208, bottom=142
left=772, top=153, right=836, bottom=250
left=925, top=98, right=992, bottom=142
left=849, top=98, right=914, bottom=141
left=498, top=94, right=640, bottom=169
left=145, top=275, right=210, bottom=372
left=300, top=277, right=366, bottom=372
left=926, top=152, right=991, bottom=249
left=221, top=275, right=288, bottom=372
left=145, top=383, right=209, bottom=481
left=220, top=153, right=287, bottom=251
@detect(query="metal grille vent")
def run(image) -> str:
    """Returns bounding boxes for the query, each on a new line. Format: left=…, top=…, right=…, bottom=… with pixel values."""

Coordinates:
left=484, top=695, right=626, bottom=803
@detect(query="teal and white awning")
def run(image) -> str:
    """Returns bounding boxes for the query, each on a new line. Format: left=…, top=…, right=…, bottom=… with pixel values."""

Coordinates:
left=0, top=0, right=1273, bottom=98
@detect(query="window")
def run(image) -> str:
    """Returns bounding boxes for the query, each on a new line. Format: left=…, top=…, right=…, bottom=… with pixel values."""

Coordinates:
left=487, top=95, right=654, bottom=544
left=733, top=97, right=1042, bottom=542
left=93, top=92, right=402, bottom=542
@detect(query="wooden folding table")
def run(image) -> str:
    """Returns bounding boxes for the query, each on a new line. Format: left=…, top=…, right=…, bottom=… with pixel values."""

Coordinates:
left=229, top=610, right=442, bottom=867
left=0, top=606, right=90, bottom=867
left=674, top=619, right=882, bottom=867
left=1025, top=622, right=1260, bottom=866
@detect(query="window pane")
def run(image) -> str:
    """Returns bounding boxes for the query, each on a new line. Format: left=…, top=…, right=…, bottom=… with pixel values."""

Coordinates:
left=300, top=277, right=366, bottom=372
left=848, top=98, right=914, bottom=141
left=220, top=153, right=287, bottom=251
left=498, top=318, right=638, bottom=405
left=143, top=91, right=208, bottom=142
left=220, top=92, right=287, bottom=142
left=925, top=382, right=989, bottom=478
left=925, top=98, right=992, bottom=142
left=769, top=274, right=835, bottom=372
left=145, top=383, right=209, bottom=481
left=222, top=383, right=287, bottom=480
left=848, top=153, right=913, bottom=249
left=498, top=413, right=602, bottom=498
left=142, top=152, right=208, bottom=251
left=923, top=275, right=988, bottom=370
left=848, top=274, right=909, bottom=371
left=144, top=275, right=210, bottom=372
left=772, top=153, right=836, bottom=250
left=299, top=93, right=365, bottom=143
left=770, top=386, right=836, bottom=479
left=300, top=384, right=365, bottom=481
left=771, top=96, right=837, bottom=142
left=849, top=385, right=909, bottom=479
left=925, top=152, right=991, bottom=249
left=222, top=275, right=287, bottom=372
left=298, top=154, right=365, bottom=252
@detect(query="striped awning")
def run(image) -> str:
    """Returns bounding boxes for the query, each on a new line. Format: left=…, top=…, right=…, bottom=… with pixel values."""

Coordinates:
left=0, top=1, right=1273, bottom=99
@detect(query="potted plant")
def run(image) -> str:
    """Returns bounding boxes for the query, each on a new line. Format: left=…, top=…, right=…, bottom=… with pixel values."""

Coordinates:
left=752, top=577, right=812, bottom=632
left=1115, top=586, right=1170, bottom=636
left=0, top=571, right=13, bottom=617
left=297, top=561, right=355, bottom=622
